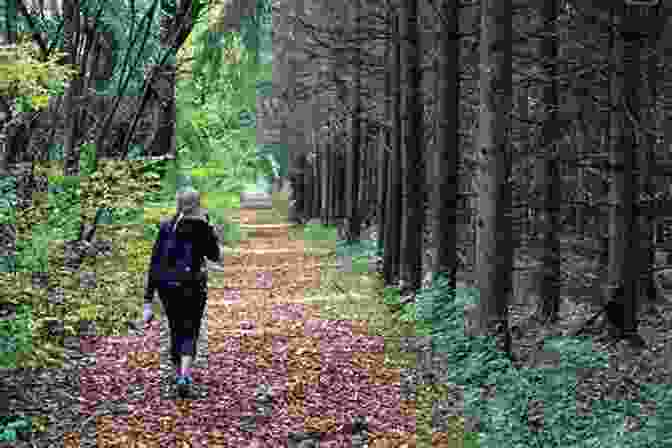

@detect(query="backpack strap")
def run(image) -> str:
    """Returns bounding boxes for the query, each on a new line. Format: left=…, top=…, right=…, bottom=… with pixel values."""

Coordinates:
left=172, top=213, right=182, bottom=233
left=170, top=213, right=208, bottom=279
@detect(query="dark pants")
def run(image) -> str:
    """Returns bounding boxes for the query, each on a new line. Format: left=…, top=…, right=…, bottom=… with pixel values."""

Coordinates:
left=158, top=279, right=207, bottom=368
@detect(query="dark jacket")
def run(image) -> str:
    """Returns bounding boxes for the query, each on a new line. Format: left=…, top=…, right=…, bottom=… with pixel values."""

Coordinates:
left=144, top=215, right=220, bottom=303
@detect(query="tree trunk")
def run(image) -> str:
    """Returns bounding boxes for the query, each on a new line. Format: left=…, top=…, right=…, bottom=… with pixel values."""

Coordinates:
left=0, top=0, right=17, bottom=173
left=62, top=0, right=80, bottom=177
left=398, top=0, right=423, bottom=294
left=475, top=0, right=514, bottom=342
left=321, top=136, right=329, bottom=225
left=383, top=7, right=402, bottom=287
left=337, top=149, right=346, bottom=219
left=607, top=7, right=638, bottom=338
left=518, top=85, right=531, bottom=238
left=313, top=148, right=320, bottom=218
left=303, top=154, right=312, bottom=218
left=574, top=119, right=587, bottom=235
left=154, top=5, right=177, bottom=160
left=537, top=0, right=562, bottom=323
left=637, top=28, right=659, bottom=304
left=346, top=0, right=362, bottom=242
left=431, top=0, right=460, bottom=293
left=358, top=124, right=367, bottom=222
left=327, top=140, right=335, bottom=225
left=377, top=126, right=388, bottom=255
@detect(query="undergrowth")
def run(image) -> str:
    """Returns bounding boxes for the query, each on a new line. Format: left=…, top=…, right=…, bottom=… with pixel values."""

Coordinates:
left=0, top=19, right=277, bottom=440
left=296, top=226, right=672, bottom=447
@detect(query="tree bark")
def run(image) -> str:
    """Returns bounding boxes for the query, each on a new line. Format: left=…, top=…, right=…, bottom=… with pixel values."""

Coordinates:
left=431, top=0, right=460, bottom=293
left=398, top=0, right=423, bottom=293
left=377, top=126, right=388, bottom=255
left=154, top=1, right=177, bottom=160
left=475, top=0, right=514, bottom=341
left=537, top=0, right=562, bottom=323
left=62, top=0, right=80, bottom=177
left=637, top=27, right=660, bottom=304
left=607, top=7, right=638, bottom=337
left=313, top=143, right=320, bottom=218
left=383, top=6, right=402, bottom=287
left=346, top=0, right=362, bottom=242
left=321, top=133, right=329, bottom=225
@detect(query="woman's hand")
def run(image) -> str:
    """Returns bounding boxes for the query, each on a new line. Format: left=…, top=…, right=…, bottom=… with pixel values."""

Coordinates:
left=143, top=303, right=154, bottom=324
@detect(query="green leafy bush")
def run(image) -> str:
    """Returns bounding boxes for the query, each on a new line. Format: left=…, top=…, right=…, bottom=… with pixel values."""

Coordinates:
left=79, top=143, right=98, bottom=176
left=0, top=415, right=31, bottom=442
left=0, top=304, right=33, bottom=368
left=0, top=176, right=16, bottom=225
left=393, top=271, right=672, bottom=447
left=0, top=6, right=269, bottom=371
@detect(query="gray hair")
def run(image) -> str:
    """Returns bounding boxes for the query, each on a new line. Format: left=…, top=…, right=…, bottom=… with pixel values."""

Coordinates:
left=176, top=188, right=201, bottom=215
left=174, top=188, right=202, bottom=231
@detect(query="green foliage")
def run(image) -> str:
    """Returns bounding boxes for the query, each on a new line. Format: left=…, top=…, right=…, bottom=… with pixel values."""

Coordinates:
left=0, top=415, right=31, bottom=442
left=381, top=284, right=402, bottom=307
left=0, top=304, right=33, bottom=368
left=239, top=0, right=273, bottom=64
left=79, top=143, right=98, bottom=176
left=0, top=33, right=77, bottom=101
left=336, top=237, right=381, bottom=260
left=46, top=175, right=82, bottom=241
left=383, top=270, right=672, bottom=447
left=302, top=222, right=337, bottom=242
left=174, top=22, right=275, bottom=195
left=0, top=0, right=272, bottom=384
left=256, top=143, right=287, bottom=178
left=0, top=176, right=16, bottom=226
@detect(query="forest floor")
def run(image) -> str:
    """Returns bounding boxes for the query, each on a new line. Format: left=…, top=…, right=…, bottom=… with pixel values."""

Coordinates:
left=6, top=201, right=457, bottom=447
left=8, top=195, right=672, bottom=447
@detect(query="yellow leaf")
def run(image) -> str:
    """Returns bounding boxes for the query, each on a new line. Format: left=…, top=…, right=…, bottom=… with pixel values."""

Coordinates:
left=31, top=95, right=50, bottom=109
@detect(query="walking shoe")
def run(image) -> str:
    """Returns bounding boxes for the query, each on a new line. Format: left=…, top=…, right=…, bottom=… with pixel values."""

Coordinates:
left=176, top=375, right=193, bottom=398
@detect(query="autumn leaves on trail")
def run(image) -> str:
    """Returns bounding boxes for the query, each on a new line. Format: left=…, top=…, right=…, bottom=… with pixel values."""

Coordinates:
left=73, top=208, right=424, bottom=447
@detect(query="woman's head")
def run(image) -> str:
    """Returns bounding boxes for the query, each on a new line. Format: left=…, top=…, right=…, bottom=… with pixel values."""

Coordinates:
left=176, top=188, right=201, bottom=216
left=174, top=188, right=207, bottom=231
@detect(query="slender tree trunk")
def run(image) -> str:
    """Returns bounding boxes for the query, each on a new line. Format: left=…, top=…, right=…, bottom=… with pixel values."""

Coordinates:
left=638, top=28, right=659, bottom=303
left=431, top=0, right=460, bottom=293
left=537, top=0, right=561, bottom=323
left=338, top=149, right=346, bottom=219
left=475, top=0, right=514, bottom=343
left=313, top=147, right=320, bottom=218
left=362, top=124, right=370, bottom=222
left=574, top=118, right=588, bottom=236
left=377, top=126, right=388, bottom=255
left=569, top=75, right=595, bottom=238
left=0, top=0, right=18, bottom=173
left=154, top=2, right=177, bottom=159
left=346, top=0, right=362, bottom=242
left=327, top=140, right=335, bottom=225
left=62, top=0, right=80, bottom=176
left=321, top=135, right=329, bottom=225
left=303, top=153, right=312, bottom=218
left=518, top=85, right=531, bottom=238
left=383, top=7, right=402, bottom=287
left=398, top=0, right=423, bottom=293
left=607, top=7, right=638, bottom=337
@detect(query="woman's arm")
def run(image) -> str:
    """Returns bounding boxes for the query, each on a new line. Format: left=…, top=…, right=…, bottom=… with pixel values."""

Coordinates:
left=205, top=222, right=221, bottom=262
left=145, top=221, right=166, bottom=303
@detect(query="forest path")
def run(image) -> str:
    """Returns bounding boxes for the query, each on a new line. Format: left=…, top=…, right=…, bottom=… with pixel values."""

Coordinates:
left=70, top=207, right=417, bottom=448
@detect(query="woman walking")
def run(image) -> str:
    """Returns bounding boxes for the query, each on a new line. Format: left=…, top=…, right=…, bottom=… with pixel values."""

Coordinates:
left=143, top=188, right=221, bottom=397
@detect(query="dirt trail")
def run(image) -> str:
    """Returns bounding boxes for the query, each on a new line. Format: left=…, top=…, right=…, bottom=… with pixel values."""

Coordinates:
left=71, top=208, right=418, bottom=448
left=207, top=209, right=327, bottom=335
